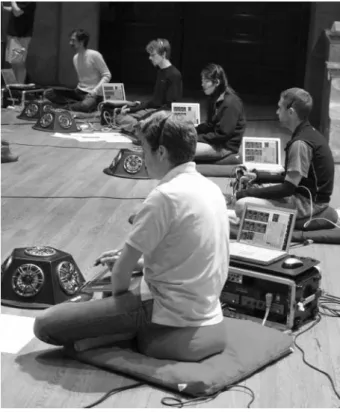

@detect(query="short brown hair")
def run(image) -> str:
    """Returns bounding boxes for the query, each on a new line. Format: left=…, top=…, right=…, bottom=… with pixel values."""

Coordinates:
left=146, top=38, right=171, bottom=59
left=138, top=111, right=197, bottom=166
left=280, top=88, right=313, bottom=120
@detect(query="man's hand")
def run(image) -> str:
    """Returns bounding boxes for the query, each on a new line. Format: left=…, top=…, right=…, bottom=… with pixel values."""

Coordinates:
left=94, top=250, right=122, bottom=271
left=120, top=105, right=130, bottom=115
left=10, top=1, right=23, bottom=16
left=88, top=90, right=97, bottom=97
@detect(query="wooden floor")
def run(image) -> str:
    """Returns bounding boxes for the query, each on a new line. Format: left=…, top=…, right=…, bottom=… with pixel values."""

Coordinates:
left=1, top=101, right=340, bottom=408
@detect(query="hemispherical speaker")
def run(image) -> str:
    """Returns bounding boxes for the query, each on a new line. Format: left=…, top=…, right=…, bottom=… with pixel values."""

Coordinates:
left=1, top=246, right=90, bottom=309
left=32, top=108, right=80, bottom=133
left=17, top=100, right=56, bottom=121
left=103, top=148, right=149, bottom=180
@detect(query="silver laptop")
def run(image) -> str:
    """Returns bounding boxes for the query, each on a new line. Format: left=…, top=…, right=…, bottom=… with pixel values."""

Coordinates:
left=230, top=203, right=296, bottom=265
left=171, top=103, right=200, bottom=126
left=242, top=136, right=284, bottom=173
left=102, top=83, right=126, bottom=103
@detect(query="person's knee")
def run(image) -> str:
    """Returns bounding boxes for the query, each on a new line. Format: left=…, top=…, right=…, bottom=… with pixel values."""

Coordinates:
left=33, top=308, right=56, bottom=343
left=70, top=98, right=96, bottom=113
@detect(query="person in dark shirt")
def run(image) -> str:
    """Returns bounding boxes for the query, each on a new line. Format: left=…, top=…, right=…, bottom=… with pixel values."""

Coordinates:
left=2, top=1, right=36, bottom=83
left=234, top=88, right=335, bottom=220
left=195, top=63, right=246, bottom=162
left=115, top=38, right=182, bottom=134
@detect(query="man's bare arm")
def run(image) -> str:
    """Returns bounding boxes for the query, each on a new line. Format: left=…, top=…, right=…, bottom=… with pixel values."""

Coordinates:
left=10, top=1, right=24, bottom=16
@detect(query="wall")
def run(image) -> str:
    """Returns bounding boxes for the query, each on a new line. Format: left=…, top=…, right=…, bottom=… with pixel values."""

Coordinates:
left=306, top=2, right=340, bottom=56
left=58, top=2, right=100, bottom=87
left=98, top=2, right=310, bottom=99
left=304, top=2, right=340, bottom=128
left=26, top=2, right=61, bottom=85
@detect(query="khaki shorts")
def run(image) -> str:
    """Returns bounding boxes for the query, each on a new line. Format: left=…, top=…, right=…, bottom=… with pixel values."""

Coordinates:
left=5, top=36, right=31, bottom=64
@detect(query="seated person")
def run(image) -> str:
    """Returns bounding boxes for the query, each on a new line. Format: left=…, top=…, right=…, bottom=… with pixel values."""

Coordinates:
left=33, top=112, right=230, bottom=362
left=235, top=88, right=335, bottom=220
left=195, top=63, right=246, bottom=162
left=115, top=38, right=182, bottom=134
left=44, top=29, right=111, bottom=113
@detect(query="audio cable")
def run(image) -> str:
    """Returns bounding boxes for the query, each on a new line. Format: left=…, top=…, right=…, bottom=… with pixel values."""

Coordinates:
left=293, top=313, right=340, bottom=403
left=262, top=293, right=273, bottom=326
left=299, top=185, right=340, bottom=230
left=292, top=290, right=340, bottom=404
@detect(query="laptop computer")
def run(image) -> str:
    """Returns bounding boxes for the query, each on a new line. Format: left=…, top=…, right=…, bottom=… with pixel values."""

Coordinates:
left=171, top=103, right=200, bottom=126
left=242, top=136, right=284, bottom=173
left=230, top=203, right=296, bottom=265
left=102, top=83, right=126, bottom=103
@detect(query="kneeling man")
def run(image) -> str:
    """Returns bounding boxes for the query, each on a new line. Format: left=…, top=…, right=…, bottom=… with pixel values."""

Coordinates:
left=34, top=111, right=230, bottom=362
left=235, top=88, right=334, bottom=220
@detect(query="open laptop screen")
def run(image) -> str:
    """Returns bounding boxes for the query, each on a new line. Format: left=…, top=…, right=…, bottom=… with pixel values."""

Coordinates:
left=102, top=83, right=126, bottom=102
left=243, top=137, right=281, bottom=166
left=171, top=103, right=200, bottom=126
left=237, top=204, right=296, bottom=252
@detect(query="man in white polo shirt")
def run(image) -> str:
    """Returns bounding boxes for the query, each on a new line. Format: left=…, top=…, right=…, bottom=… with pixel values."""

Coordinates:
left=34, top=112, right=230, bottom=361
left=44, top=29, right=111, bottom=113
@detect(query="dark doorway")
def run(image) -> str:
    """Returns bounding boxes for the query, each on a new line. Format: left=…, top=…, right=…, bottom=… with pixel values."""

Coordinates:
left=99, top=2, right=311, bottom=100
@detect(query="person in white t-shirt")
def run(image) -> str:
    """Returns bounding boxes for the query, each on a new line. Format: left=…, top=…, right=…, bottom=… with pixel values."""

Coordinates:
left=34, top=112, right=230, bottom=361
left=44, top=29, right=111, bottom=113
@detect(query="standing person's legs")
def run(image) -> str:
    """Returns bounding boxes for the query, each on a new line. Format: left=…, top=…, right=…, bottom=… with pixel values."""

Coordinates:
left=34, top=279, right=152, bottom=349
left=5, top=36, right=31, bottom=84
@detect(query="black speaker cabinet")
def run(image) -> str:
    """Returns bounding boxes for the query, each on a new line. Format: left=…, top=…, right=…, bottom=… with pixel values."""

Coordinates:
left=17, top=100, right=55, bottom=121
left=1, top=246, right=89, bottom=309
left=32, top=108, right=80, bottom=133
left=103, top=147, right=150, bottom=179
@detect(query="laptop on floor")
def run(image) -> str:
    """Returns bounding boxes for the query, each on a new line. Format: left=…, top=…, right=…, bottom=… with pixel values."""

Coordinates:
left=242, top=136, right=284, bottom=173
left=230, top=203, right=296, bottom=266
left=171, top=103, right=200, bottom=126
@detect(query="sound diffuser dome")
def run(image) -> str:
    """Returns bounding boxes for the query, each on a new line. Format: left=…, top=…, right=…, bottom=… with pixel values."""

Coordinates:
left=1, top=246, right=91, bottom=309
left=32, top=108, right=80, bottom=133
left=103, top=147, right=149, bottom=179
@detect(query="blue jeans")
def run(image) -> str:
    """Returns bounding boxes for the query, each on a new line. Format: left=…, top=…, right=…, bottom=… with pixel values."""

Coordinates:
left=44, top=87, right=102, bottom=113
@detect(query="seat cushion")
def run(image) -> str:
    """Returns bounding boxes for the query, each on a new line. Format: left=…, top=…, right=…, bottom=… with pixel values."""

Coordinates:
left=68, top=317, right=293, bottom=397
left=295, top=206, right=338, bottom=231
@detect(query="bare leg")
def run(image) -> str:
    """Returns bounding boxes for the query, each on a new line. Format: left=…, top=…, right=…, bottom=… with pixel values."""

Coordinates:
left=11, top=62, right=27, bottom=84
